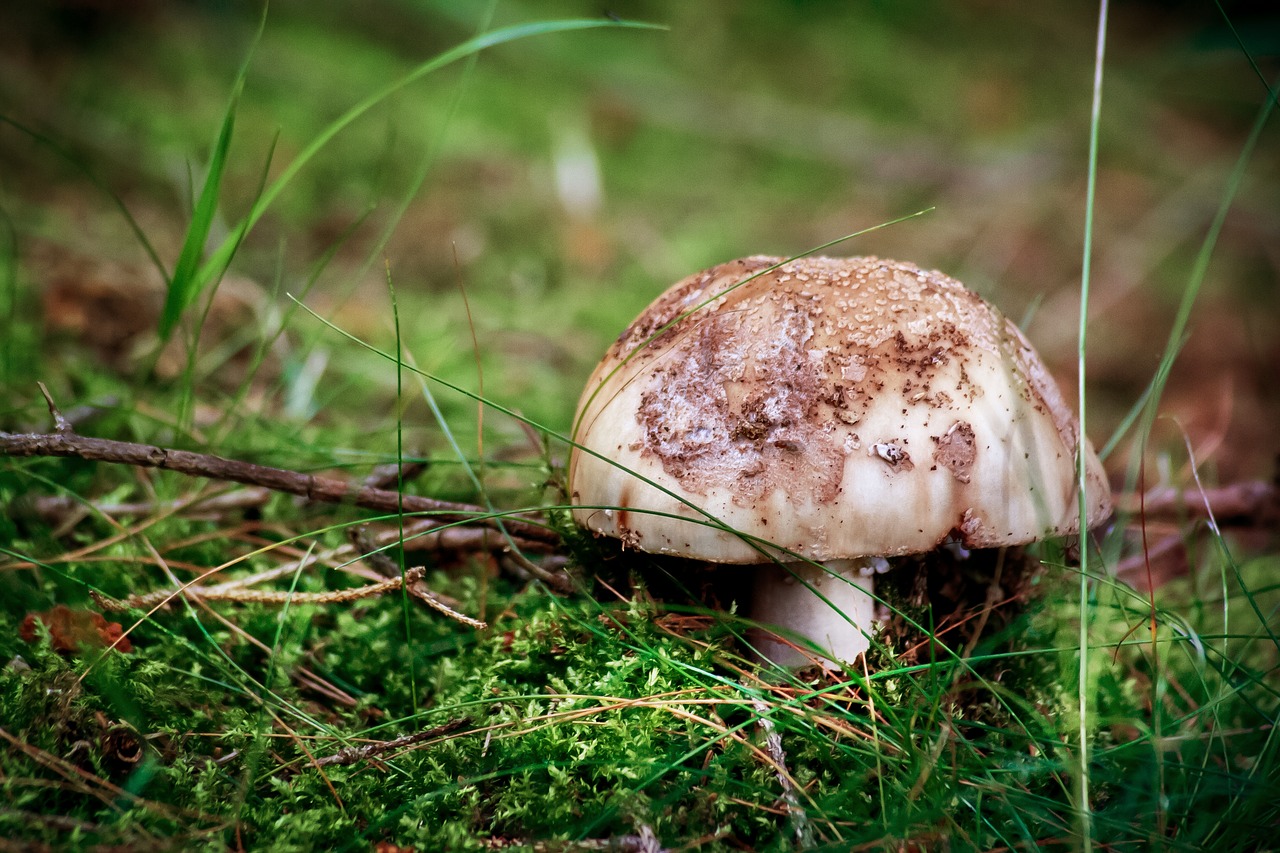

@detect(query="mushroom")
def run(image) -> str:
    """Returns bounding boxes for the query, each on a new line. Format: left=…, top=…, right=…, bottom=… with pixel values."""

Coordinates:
left=568, top=256, right=1111, bottom=668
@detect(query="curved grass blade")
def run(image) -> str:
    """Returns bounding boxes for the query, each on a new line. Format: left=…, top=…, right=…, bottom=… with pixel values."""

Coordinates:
left=156, top=78, right=242, bottom=341
left=193, top=18, right=664, bottom=291
left=1074, top=3, right=1110, bottom=847
left=0, top=116, right=168, bottom=283
left=156, top=9, right=266, bottom=342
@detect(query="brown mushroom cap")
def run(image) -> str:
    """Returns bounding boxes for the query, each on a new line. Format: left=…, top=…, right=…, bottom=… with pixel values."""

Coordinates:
left=569, top=255, right=1112, bottom=564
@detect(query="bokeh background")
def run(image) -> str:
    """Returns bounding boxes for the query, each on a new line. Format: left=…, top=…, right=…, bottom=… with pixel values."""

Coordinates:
left=2, top=4, right=1278, bottom=849
left=3, top=0, right=1277, bottom=485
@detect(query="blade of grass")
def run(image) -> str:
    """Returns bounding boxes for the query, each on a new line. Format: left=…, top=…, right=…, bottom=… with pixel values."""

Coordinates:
left=1076, top=2, right=1110, bottom=849
left=175, top=128, right=281, bottom=430
left=156, top=7, right=266, bottom=342
left=193, top=18, right=664, bottom=291
left=0, top=116, right=169, bottom=283
left=156, top=78, right=240, bottom=341
left=0, top=210, right=16, bottom=390
left=336, top=1, right=500, bottom=326
left=1101, top=72, right=1278, bottom=464
left=387, top=263, right=418, bottom=715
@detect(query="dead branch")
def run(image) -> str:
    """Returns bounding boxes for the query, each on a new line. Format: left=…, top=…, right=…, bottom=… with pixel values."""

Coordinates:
left=1, top=419, right=558, bottom=549
left=1118, top=480, right=1278, bottom=527
left=94, top=565, right=422, bottom=609
left=479, top=829, right=670, bottom=852
left=349, top=522, right=571, bottom=598
left=751, top=697, right=811, bottom=847
left=361, top=458, right=430, bottom=491
left=406, top=581, right=489, bottom=629
left=311, top=718, right=469, bottom=768
left=31, top=487, right=274, bottom=527
left=94, top=558, right=491, bottom=628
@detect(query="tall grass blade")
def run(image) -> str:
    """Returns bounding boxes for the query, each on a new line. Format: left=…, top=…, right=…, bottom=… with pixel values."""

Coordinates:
left=1103, top=74, right=1277, bottom=464
left=0, top=212, right=16, bottom=390
left=386, top=266, right=419, bottom=715
left=158, top=96, right=236, bottom=341
left=156, top=10, right=265, bottom=342
left=339, top=1, right=500, bottom=313
left=1075, top=1, right=1110, bottom=849
left=0, top=116, right=169, bottom=282
left=194, top=18, right=663, bottom=290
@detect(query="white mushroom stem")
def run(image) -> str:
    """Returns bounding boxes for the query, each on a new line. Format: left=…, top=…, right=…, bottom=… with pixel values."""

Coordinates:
left=751, top=557, right=886, bottom=669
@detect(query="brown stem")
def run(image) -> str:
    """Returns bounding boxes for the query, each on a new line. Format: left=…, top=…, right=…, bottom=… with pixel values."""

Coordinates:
left=0, top=429, right=558, bottom=546
left=311, top=718, right=469, bottom=768
left=93, top=565, right=434, bottom=610
left=1117, top=480, right=1278, bottom=527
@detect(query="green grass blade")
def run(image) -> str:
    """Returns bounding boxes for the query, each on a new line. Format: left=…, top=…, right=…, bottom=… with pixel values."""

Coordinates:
left=156, top=9, right=266, bottom=342
left=1076, top=2, right=1110, bottom=849
left=1103, top=54, right=1277, bottom=465
left=155, top=91, right=237, bottom=341
left=0, top=211, right=16, bottom=390
left=0, top=116, right=169, bottom=283
left=156, top=92, right=236, bottom=343
left=194, top=17, right=663, bottom=289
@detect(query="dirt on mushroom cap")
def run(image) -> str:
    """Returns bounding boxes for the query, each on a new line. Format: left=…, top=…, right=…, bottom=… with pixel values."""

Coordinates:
left=570, top=256, right=1112, bottom=563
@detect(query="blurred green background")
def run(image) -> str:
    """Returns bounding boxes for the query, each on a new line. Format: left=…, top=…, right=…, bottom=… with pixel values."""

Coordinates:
left=2, top=0, right=1277, bottom=478
left=2, top=4, right=1278, bottom=850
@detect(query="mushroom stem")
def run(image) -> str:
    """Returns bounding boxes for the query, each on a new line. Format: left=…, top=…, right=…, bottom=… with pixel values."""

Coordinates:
left=751, top=557, right=882, bottom=669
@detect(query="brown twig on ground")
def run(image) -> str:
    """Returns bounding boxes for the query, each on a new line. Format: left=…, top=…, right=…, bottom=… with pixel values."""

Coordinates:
left=1118, top=480, right=1279, bottom=527
left=311, top=718, right=469, bottom=769
left=479, top=828, right=670, bottom=852
left=92, top=566, right=433, bottom=611
left=31, top=487, right=274, bottom=530
left=1, top=386, right=559, bottom=548
left=750, top=697, right=812, bottom=848
left=93, top=552, right=492, bottom=628
left=361, top=458, right=430, bottom=491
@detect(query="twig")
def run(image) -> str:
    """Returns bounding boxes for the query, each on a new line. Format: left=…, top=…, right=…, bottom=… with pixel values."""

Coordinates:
left=361, top=458, right=429, bottom=491
left=94, top=566, right=428, bottom=610
left=1, top=394, right=558, bottom=548
left=37, top=382, right=74, bottom=434
left=311, top=718, right=469, bottom=768
left=479, top=832, right=670, bottom=852
left=95, top=558, right=490, bottom=628
left=406, top=581, right=488, bottom=629
left=31, top=487, right=273, bottom=525
left=1117, top=480, right=1278, bottom=526
left=751, top=697, right=812, bottom=848
left=349, top=524, right=520, bottom=625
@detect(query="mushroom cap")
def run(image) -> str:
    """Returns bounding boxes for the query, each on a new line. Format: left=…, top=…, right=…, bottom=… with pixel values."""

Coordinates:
left=568, top=256, right=1112, bottom=563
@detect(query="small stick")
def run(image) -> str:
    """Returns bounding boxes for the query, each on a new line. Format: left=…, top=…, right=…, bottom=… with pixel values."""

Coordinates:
left=37, top=382, right=74, bottom=435
left=750, top=697, right=812, bottom=848
left=311, top=718, right=469, bottom=768
left=94, top=566, right=433, bottom=610
left=361, top=458, right=429, bottom=491
left=407, top=581, right=488, bottom=629
left=2, top=396, right=558, bottom=547
left=32, top=487, right=273, bottom=525
left=1117, top=480, right=1277, bottom=526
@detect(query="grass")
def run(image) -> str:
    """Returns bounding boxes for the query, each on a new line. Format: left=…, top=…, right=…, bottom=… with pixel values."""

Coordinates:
left=1, top=1, right=1277, bottom=850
